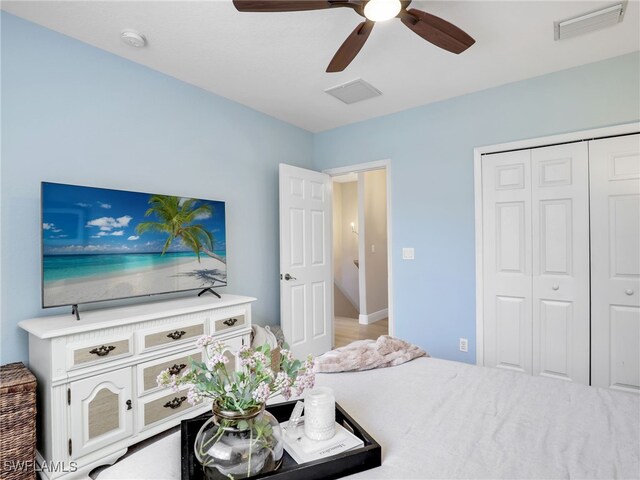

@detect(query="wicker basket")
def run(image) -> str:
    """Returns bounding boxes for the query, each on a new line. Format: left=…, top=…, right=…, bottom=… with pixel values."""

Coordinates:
left=0, top=362, right=37, bottom=480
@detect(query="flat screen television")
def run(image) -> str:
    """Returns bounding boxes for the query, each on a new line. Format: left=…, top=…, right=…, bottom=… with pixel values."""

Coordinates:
left=41, top=182, right=227, bottom=309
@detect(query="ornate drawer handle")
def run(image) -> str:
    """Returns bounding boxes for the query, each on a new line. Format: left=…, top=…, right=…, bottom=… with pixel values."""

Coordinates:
left=223, top=318, right=238, bottom=327
left=166, top=330, right=187, bottom=340
left=168, top=363, right=187, bottom=376
left=163, top=396, right=187, bottom=409
left=89, top=345, right=116, bottom=356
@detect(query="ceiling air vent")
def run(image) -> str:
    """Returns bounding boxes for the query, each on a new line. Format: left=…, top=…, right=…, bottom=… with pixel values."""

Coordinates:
left=554, top=1, right=627, bottom=40
left=325, top=78, right=382, bottom=105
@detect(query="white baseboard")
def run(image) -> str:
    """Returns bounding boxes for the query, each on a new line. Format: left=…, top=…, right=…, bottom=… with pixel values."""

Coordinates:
left=359, top=308, right=388, bottom=325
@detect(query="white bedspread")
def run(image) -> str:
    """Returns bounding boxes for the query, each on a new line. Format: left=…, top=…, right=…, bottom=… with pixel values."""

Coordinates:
left=318, top=358, right=640, bottom=478
left=98, top=357, right=640, bottom=479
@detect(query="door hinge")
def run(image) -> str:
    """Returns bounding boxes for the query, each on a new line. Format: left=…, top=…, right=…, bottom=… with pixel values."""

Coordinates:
left=67, top=388, right=71, bottom=405
left=68, top=439, right=72, bottom=456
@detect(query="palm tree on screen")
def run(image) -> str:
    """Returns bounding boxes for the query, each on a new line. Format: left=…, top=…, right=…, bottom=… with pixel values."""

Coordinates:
left=135, top=195, right=225, bottom=263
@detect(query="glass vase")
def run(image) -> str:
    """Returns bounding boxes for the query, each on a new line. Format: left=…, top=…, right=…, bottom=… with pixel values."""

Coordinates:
left=194, top=403, right=284, bottom=479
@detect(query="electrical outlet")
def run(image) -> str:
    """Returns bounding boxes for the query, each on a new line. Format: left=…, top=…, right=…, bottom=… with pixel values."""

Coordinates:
left=402, top=248, right=414, bottom=260
left=459, top=338, right=468, bottom=353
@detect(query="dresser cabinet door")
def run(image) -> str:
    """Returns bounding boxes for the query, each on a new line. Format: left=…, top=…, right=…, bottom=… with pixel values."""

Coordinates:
left=69, top=367, right=133, bottom=459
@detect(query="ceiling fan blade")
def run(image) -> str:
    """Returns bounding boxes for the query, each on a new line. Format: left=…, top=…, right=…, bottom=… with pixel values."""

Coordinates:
left=233, top=0, right=335, bottom=12
left=326, top=20, right=374, bottom=73
left=401, top=8, right=475, bottom=54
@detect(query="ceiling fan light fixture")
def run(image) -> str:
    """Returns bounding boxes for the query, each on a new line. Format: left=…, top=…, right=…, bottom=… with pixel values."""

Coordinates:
left=364, top=0, right=401, bottom=22
left=232, top=0, right=475, bottom=71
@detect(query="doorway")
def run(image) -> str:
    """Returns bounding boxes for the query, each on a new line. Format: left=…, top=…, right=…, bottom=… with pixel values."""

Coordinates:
left=328, top=163, right=390, bottom=348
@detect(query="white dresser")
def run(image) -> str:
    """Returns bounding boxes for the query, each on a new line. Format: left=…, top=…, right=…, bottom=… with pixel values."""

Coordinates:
left=18, top=294, right=255, bottom=479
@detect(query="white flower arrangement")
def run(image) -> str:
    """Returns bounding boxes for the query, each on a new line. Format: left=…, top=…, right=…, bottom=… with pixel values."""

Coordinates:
left=157, top=336, right=315, bottom=412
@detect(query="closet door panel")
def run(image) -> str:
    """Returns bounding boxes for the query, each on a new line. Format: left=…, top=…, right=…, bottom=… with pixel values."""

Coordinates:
left=531, top=142, right=590, bottom=385
left=610, top=306, right=640, bottom=389
left=539, top=299, right=572, bottom=377
left=482, top=150, right=532, bottom=374
left=590, top=134, right=640, bottom=393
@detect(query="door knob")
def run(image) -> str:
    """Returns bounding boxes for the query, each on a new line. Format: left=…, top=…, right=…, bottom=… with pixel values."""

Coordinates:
left=625, top=289, right=634, bottom=296
left=284, top=273, right=297, bottom=281
left=552, top=284, right=559, bottom=291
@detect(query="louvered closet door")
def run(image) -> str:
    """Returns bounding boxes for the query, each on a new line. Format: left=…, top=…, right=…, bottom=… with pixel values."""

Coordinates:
left=531, top=142, right=589, bottom=384
left=590, top=134, right=640, bottom=393
left=483, top=150, right=532, bottom=374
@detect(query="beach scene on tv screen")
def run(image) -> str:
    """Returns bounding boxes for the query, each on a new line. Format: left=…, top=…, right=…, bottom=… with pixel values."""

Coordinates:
left=42, top=183, right=227, bottom=307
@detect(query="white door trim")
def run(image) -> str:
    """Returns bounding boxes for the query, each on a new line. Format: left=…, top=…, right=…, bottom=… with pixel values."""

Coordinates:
left=324, top=159, right=393, bottom=337
left=357, top=172, right=367, bottom=319
left=474, top=122, right=640, bottom=366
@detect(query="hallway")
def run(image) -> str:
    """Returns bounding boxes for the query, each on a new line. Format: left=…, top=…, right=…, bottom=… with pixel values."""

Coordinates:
left=334, top=315, right=389, bottom=348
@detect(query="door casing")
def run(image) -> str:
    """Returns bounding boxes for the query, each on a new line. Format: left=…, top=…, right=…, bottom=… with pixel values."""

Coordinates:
left=323, top=159, right=394, bottom=339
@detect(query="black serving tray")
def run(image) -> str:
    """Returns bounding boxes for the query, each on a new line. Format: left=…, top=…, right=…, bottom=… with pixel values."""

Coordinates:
left=181, top=401, right=381, bottom=480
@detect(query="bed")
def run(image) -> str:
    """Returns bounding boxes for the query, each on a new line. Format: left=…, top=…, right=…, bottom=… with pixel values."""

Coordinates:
left=96, top=357, right=640, bottom=479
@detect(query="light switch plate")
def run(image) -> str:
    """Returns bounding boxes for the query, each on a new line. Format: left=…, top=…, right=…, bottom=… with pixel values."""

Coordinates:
left=402, top=248, right=414, bottom=260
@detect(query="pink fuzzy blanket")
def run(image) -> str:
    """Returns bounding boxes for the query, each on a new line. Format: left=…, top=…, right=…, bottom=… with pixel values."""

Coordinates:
left=314, top=335, right=428, bottom=373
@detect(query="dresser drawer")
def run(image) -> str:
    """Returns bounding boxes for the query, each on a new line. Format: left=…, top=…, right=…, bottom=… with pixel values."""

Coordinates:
left=69, top=336, right=132, bottom=369
left=141, top=322, right=204, bottom=352
left=214, top=314, right=246, bottom=333
left=140, top=389, right=200, bottom=430
left=137, top=349, right=202, bottom=396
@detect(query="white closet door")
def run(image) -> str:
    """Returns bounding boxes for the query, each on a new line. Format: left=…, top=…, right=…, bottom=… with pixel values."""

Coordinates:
left=590, top=134, right=640, bottom=393
left=482, top=150, right=532, bottom=374
left=531, top=142, right=590, bottom=384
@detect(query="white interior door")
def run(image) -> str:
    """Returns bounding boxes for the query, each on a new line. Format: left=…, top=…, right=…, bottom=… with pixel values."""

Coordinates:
left=590, top=134, right=640, bottom=393
left=531, top=142, right=589, bottom=384
left=279, top=164, right=333, bottom=359
left=482, top=150, right=533, bottom=374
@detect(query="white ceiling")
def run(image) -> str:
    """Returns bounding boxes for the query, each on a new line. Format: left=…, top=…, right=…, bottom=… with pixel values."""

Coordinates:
left=3, top=1, right=639, bottom=132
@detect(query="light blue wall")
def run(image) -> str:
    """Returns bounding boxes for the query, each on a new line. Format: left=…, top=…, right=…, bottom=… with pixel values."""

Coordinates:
left=313, top=52, right=640, bottom=363
left=0, top=13, right=314, bottom=364
left=2, top=12, right=639, bottom=367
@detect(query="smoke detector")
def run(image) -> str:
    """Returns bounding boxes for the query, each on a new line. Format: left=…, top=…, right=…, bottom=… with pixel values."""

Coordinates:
left=554, top=1, right=627, bottom=40
left=121, top=30, right=147, bottom=48
left=325, top=79, right=382, bottom=105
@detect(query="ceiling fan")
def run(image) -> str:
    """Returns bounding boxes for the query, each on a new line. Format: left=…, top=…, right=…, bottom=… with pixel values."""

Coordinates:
left=232, top=0, right=475, bottom=72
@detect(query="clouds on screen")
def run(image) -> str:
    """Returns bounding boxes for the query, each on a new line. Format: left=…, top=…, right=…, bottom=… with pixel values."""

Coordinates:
left=86, top=215, right=132, bottom=231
